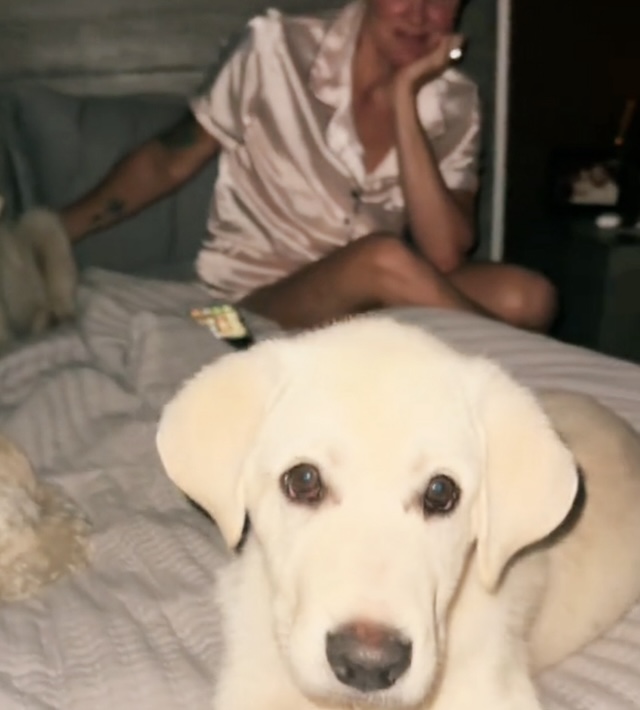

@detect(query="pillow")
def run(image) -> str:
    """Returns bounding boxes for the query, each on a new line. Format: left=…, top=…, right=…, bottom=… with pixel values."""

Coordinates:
left=6, top=86, right=217, bottom=273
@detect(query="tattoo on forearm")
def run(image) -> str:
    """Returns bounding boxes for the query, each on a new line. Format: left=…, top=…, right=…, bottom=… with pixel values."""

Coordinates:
left=159, top=114, right=199, bottom=150
left=107, top=198, right=125, bottom=216
left=90, top=198, right=126, bottom=226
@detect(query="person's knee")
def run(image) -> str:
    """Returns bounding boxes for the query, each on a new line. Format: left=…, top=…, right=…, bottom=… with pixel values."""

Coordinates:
left=356, top=233, right=439, bottom=304
left=531, top=275, right=559, bottom=331
left=501, top=271, right=558, bottom=332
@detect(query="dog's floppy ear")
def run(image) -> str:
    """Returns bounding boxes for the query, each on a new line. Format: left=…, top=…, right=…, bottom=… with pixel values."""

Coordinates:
left=472, top=362, right=579, bottom=591
left=156, top=343, right=282, bottom=548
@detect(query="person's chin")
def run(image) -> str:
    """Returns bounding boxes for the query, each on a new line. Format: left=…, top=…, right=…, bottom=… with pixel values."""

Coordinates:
left=389, top=45, right=428, bottom=69
left=389, top=35, right=440, bottom=67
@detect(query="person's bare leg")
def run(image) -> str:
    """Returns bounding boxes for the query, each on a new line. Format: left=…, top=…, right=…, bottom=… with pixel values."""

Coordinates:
left=450, top=262, right=558, bottom=332
left=239, top=233, right=491, bottom=330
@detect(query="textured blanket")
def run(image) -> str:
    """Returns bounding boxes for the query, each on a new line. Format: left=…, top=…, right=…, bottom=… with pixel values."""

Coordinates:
left=0, top=268, right=638, bottom=710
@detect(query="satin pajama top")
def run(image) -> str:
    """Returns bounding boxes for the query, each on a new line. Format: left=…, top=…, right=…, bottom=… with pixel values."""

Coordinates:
left=191, top=0, right=481, bottom=300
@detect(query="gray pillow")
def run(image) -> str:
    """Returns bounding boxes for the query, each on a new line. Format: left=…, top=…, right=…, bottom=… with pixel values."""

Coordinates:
left=6, top=86, right=217, bottom=274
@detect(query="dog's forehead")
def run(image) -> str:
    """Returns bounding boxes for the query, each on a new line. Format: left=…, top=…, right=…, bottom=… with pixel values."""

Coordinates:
left=280, top=323, right=475, bottom=408
left=260, top=323, right=483, bottom=475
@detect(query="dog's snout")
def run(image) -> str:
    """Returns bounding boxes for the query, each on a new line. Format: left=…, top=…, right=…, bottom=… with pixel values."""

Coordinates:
left=326, top=621, right=412, bottom=692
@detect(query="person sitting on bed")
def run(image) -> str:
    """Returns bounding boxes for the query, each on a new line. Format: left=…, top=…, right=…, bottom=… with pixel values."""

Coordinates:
left=55, top=0, right=557, bottom=332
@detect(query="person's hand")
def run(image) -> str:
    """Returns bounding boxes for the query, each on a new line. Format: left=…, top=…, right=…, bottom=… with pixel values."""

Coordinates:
left=393, top=33, right=465, bottom=100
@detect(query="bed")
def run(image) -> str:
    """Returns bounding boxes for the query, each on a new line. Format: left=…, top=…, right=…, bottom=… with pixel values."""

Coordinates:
left=0, top=0, right=640, bottom=708
left=2, top=283, right=640, bottom=709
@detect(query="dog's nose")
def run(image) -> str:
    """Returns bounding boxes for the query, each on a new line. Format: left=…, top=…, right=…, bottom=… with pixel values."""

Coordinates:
left=326, top=621, right=412, bottom=692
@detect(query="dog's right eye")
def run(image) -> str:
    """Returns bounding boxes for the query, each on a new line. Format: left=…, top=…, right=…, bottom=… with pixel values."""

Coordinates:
left=280, top=463, right=325, bottom=505
left=422, top=474, right=460, bottom=516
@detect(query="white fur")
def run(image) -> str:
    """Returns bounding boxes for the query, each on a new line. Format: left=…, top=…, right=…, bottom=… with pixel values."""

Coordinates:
left=0, top=201, right=77, bottom=348
left=0, top=434, right=91, bottom=603
left=157, top=317, right=640, bottom=710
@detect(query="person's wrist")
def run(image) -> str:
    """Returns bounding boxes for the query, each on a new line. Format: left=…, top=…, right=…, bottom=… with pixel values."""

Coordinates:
left=392, top=80, right=419, bottom=132
left=58, top=207, right=86, bottom=243
left=392, top=70, right=418, bottom=104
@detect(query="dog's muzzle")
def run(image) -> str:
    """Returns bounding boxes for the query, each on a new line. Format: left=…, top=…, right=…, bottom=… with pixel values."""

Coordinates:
left=326, top=621, right=412, bottom=692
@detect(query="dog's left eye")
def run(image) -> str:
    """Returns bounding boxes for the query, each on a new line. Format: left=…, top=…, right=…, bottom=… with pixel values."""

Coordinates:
left=422, top=474, right=460, bottom=516
left=280, top=463, right=326, bottom=505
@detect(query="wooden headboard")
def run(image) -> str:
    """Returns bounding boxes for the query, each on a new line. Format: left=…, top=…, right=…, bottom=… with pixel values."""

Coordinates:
left=0, top=0, right=344, bottom=96
left=0, top=0, right=497, bottom=95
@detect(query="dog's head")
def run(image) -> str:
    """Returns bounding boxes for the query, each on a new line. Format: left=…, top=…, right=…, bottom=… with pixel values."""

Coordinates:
left=157, top=317, right=578, bottom=708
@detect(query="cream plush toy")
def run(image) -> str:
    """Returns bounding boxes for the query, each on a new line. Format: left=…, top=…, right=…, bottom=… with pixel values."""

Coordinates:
left=0, top=434, right=90, bottom=602
left=0, top=196, right=77, bottom=348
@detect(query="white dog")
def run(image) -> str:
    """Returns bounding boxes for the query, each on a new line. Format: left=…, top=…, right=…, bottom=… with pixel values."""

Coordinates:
left=0, top=197, right=77, bottom=348
left=157, top=317, right=640, bottom=710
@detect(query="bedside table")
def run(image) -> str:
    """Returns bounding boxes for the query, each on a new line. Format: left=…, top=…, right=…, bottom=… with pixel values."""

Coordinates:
left=556, top=219, right=640, bottom=362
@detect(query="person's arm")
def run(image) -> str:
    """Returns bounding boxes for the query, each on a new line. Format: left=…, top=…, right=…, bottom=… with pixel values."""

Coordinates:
left=60, top=112, right=220, bottom=242
left=393, top=35, right=476, bottom=274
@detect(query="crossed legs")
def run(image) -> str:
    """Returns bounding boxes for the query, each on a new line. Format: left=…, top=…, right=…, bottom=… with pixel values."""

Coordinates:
left=239, top=233, right=557, bottom=332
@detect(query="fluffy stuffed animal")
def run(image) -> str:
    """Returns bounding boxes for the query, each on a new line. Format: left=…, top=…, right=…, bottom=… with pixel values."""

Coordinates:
left=0, top=197, right=77, bottom=348
left=0, top=433, right=91, bottom=602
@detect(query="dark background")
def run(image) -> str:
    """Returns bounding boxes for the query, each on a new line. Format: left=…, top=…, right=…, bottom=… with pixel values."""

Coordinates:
left=505, top=0, right=640, bottom=267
